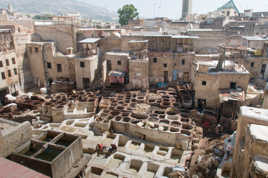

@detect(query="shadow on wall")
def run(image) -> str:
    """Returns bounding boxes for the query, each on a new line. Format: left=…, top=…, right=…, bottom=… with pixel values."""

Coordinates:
left=21, top=50, right=35, bottom=91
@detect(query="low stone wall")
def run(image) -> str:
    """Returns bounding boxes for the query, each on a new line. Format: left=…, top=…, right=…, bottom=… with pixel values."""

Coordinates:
left=0, top=119, right=32, bottom=157
left=96, top=112, right=194, bottom=149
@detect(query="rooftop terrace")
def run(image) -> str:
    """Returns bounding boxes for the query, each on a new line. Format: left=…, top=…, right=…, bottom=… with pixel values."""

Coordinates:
left=195, top=60, right=249, bottom=74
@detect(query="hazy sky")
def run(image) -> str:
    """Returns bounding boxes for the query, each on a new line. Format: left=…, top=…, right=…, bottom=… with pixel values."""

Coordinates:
left=87, top=0, right=268, bottom=19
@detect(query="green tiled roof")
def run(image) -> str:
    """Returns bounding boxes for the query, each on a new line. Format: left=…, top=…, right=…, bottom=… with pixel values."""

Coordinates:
left=217, top=0, right=239, bottom=13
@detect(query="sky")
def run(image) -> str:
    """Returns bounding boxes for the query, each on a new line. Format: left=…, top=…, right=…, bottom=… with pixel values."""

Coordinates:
left=87, top=0, right=268, bottom=19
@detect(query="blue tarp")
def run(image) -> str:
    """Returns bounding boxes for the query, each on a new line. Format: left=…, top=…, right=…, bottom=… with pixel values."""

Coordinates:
left=173, top=70, right=178, bottom=81
left=157, top=82, right=167, bottom=88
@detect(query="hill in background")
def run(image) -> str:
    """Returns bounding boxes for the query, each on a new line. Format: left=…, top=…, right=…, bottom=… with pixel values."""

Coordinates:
left=0, top=0, right=117, bottom=21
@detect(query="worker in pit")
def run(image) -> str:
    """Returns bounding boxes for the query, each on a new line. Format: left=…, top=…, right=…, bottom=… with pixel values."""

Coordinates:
left=108, top=144, right=117, bottom=154
left=202, top=120, right=210, bottom=137
left=225, top=139, right=232, bottom=160
left=96, top=144, right=103, bottom=155
left=216, top=124, right=223, bottom=136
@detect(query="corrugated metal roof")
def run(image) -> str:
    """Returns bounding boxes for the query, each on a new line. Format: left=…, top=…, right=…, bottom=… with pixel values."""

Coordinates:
left=0, top=158, right=50, bottom=178
left=79, top=38, right=100, bottom=43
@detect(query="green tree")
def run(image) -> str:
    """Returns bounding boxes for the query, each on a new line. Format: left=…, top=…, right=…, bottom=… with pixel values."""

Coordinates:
left=117, top=4, right=139, bottom=26
left=33, top=14, right=53, bottom=20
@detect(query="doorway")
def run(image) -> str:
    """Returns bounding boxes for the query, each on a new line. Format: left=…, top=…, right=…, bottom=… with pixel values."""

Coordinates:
left=197, top=99, right=206, bottom=111
left=0, top=88, right=9, bottom=105
left=82, top=78, right=90, bottom=89
left=230, top=82, right=237, bottom=89
left=261, top=64, right=267, bottom=77
left=107, top=60, right=112, bottom=72
left=164, top=71, right=168, bottom=83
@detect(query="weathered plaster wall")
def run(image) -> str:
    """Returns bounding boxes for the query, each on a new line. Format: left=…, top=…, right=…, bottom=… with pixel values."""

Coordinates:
left=75, top=56, right=98, bottom=89
left=34, top=24, right=76, bottom=54
left=0, top=120, right=32, bottom=157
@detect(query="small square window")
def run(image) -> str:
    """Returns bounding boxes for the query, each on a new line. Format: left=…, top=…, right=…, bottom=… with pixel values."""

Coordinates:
left=14, top=68, right=17, bottom=75
left=1, top=72, right=5, bottom=80
left=35, top=47, right=39, bottom=53
left=8, top=70, right=11, bottom=77
left=230, top=82, right=237, bottom=89
left=80, top=61, right=85, bottom=68
left=117, top=60, right=121, bottom=65
left=163, top=64, right=167, bottom=68
left=47, top=62, right=52, bottom=69
left=182, top=59, right=185, bottom=65
left=12, top=58, right=15, bottom=64
left=0, top=61, right=3, bottom=67
left=250, top=62, right=254, bottom=67
left=202, top=81, right=207, bottom=86
left=5, top=59, right=9, bottom=66
left=153, top=57, right=157, bottom=63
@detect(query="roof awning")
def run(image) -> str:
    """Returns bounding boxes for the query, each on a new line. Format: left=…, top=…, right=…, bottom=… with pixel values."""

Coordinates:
left=108, top=70, right=125, bottom=77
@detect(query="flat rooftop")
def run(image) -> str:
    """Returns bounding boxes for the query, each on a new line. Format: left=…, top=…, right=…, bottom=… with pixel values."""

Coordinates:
left=0, top=29, right=11, bottom=33
left=187, top=29, right=223, bottom=32
left=126, top=31, right=169, bottom=37
left=172, top=35, right=199, bottom=39
left=195, top=60, right=249, bottom=74
left=126, top=32, right=199, bottom=39
left=0, top=118, right=18, bottom=134
left=0, top=122, right=15, bottom=130
left=219, top=89, right=245, bottom=103
left=78, top=28, right=121, bottom=31
left=253, top=156, right=268, bottom=175
left=26, top=41, right=54, bottom=45
left=128, top=40, right=148, bottom=43
left=106, top=51, right=129, bottom=56
left=249, top=124, right=268, bottom=142
left=195, top=54, right=220, bottom=57
left=240, top=106, right=268, bottom=122
left=242, top=36, right=268, bottom=41
left=79, top=38, right=100, bottom=44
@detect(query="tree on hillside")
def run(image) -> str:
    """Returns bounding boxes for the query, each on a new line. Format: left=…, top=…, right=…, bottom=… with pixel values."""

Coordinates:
left=117, top=4, right=139, bottom=26
left=33, top=14, right=53, bottom=20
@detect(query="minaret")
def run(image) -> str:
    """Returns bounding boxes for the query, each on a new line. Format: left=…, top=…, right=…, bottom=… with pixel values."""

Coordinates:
left=181, top=0, right=192, bottom=20
left=8, top=3, right=13, bottom=13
